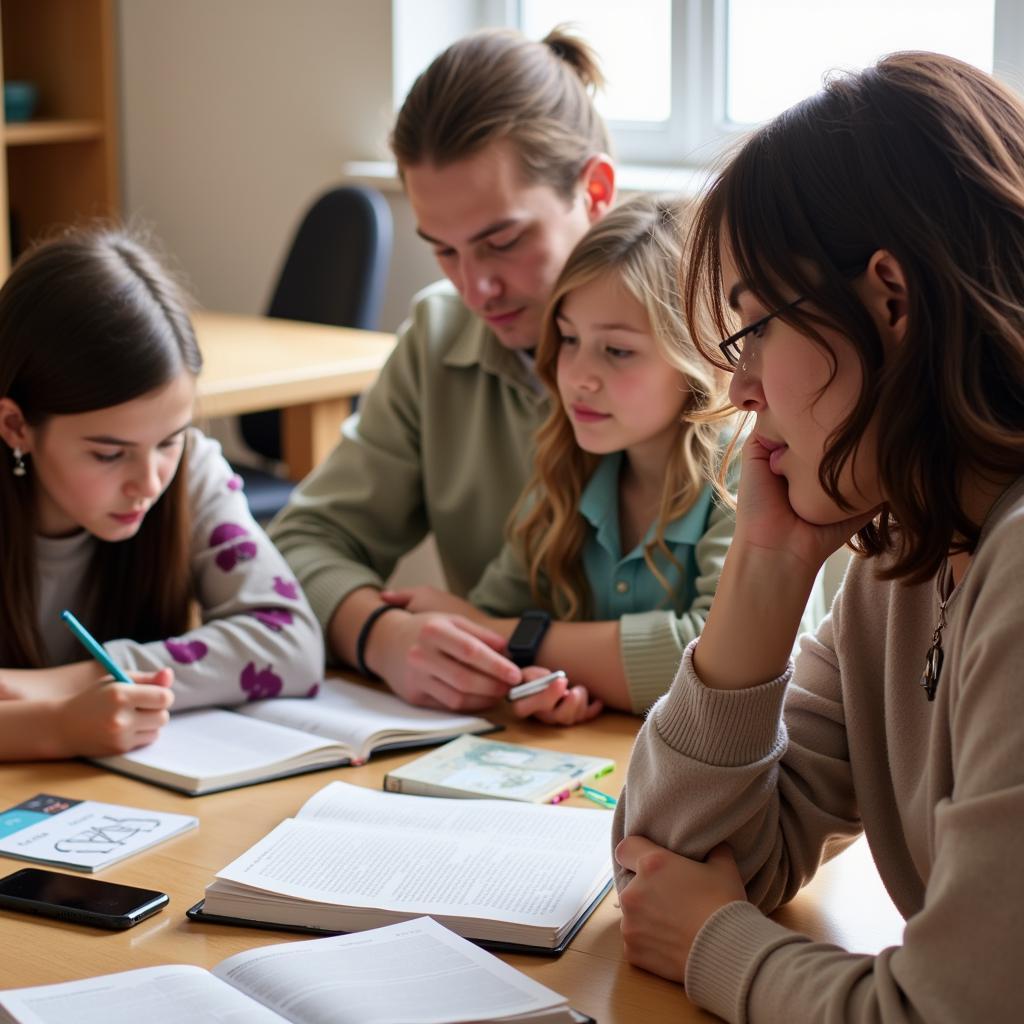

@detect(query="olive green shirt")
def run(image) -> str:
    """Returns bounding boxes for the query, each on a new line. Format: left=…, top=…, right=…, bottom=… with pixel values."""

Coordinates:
left=269, top=282, right=548, bottom=648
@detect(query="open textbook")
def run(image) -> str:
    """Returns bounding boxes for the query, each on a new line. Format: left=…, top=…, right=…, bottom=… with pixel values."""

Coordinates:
left=190, top=781, right=613, bottom=954
left=0, top=916, right=593, bottom=1024
left=93, top=679, right=494, bottom=795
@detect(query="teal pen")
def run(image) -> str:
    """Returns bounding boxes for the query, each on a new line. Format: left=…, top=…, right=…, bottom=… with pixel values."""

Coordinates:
left=580, top=785, right=617, bottom=809
left=60, top=609, right=133, bottom=684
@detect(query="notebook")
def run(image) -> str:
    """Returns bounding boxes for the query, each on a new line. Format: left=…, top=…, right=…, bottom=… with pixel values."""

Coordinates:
left=383, top=734, right=615, bottom=804
left=0, top=793, right=196, bottom=873
left=189, top=781, right=613, bottom=955
left=0, top=916, right=594, bottom=1024
left=93, top=679, right=495, bottom=796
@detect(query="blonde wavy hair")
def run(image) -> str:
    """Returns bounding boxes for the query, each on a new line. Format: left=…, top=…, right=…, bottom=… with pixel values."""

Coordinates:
left=513, top=194, right=732, bottom=619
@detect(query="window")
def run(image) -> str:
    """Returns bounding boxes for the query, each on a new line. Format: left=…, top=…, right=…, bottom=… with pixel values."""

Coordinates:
left=392, top=0, right=1024, bottom=167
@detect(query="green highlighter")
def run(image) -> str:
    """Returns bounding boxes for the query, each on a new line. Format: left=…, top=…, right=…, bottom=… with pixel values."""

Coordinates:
left=60, top=609, right=133, bottom=684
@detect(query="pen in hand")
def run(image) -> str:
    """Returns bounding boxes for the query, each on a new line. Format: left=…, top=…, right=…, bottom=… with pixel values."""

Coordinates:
left=60, top=609, right=133, bottom=685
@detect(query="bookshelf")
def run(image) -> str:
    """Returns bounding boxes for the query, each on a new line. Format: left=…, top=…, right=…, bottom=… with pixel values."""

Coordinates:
left=0, top=0, right=119, bottom=278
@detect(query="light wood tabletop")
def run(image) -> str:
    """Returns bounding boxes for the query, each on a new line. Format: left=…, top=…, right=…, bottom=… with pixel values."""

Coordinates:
left=193, top=311, right=396, bottom=480
left=0, top=683, right=904, bottom=1022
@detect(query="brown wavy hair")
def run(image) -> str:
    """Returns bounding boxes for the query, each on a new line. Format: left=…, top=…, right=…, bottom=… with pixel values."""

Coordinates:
left=0, top=227, right=202, bottom=667
left=390, top=26, right=610, bottom=198
left=514, top=194, right=731, bottom=619
left=685, top=51, right=1024, bottom=584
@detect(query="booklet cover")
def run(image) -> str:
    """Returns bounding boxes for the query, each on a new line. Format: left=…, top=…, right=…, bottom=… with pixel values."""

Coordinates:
left=0, top=793, right=197, bottom=872
left=383, top=734, right=615, bottom=804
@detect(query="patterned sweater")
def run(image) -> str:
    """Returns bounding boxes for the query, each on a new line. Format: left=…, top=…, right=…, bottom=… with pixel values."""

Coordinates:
left=35, top=429, right=324, bottom=710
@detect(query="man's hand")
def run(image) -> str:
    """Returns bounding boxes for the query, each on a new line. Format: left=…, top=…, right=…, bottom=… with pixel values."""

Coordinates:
left=367, top=607, right=521, bottom=712
left=614, top=837, right=745, bottom=983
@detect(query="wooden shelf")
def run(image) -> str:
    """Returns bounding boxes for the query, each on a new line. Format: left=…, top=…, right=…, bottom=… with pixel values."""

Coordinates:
left=4, top=119, right=105, bottom=146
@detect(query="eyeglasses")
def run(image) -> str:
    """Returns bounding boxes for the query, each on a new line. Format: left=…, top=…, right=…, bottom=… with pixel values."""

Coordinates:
left=719, top=296, right=805, bottom=368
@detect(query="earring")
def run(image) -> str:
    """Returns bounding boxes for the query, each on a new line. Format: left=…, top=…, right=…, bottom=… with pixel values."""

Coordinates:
left=11, top=447, right=26, bottom=477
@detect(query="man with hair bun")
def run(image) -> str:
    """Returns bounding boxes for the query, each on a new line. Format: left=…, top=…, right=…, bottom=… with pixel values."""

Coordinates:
left=272, top=28, right=616, bottom=719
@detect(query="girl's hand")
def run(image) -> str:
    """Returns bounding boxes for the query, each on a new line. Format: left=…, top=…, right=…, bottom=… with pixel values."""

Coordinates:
left=736, top=434, right=878, bottom=575
left=381, top=586, right=487, bottom=623
left=614, top=837, right=745, bottom=983
left=55, top=668, right=175, bottom=757
left=510, top=666, right=603, bottom=726
left=0, top=661, right=105, bottom=702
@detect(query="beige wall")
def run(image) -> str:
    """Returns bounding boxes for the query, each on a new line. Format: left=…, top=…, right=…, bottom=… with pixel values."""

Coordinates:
left=118, top=0, right=438, bottom=331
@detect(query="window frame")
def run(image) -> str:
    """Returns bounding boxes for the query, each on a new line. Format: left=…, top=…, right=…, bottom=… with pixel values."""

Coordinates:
left=394, top=0, right=1024, bottom=168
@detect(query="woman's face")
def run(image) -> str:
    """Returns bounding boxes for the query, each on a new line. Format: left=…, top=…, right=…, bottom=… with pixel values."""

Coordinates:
left=403, top=141, right=612, bottom=351
left=720, top=248, right=885, bottom=524
left=18, top=372, right=196, bottom=540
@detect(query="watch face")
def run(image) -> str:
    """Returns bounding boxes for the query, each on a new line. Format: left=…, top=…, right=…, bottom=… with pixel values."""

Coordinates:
left=510, top=617, right=548, bottom=648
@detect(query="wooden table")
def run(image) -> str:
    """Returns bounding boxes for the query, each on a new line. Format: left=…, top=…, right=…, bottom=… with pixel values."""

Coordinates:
left=0, top=692, right=904, bottom=1022
left=193, top=312, right=396, bottom=479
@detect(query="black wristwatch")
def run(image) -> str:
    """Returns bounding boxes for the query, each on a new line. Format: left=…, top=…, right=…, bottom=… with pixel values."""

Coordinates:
left=507, top=609, right=551, bottom=668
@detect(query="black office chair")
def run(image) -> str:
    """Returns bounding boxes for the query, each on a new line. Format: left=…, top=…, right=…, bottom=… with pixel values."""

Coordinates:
left=234, top=185, right=393, bottom=521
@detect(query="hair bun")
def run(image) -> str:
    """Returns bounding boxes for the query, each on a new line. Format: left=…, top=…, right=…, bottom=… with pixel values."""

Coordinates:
left=543, top=26, right=605, bottom=93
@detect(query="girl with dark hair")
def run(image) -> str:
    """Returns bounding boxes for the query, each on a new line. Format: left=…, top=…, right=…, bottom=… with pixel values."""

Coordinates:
left=0, top=227, right=323, bottom=760
left=612, top=52, right=1024, bottom=1020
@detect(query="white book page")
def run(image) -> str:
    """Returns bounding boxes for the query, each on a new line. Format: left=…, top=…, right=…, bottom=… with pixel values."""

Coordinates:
left=97, top=709, right=344, bottom=779
left=213, top=917, right=568, bottom=1024
left=216, top=784, right=611, bottom=927
left=0, top=965, right=285, bottom=1024
left=236, top=679, right=489, bottom=757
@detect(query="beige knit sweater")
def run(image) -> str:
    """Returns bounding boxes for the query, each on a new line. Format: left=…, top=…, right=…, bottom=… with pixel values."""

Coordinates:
left=613, top=475, right=1024, bottom=1022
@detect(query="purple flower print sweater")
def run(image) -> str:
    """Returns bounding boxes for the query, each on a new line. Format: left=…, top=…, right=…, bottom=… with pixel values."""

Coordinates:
left=33, top=430, right=324, bottom=710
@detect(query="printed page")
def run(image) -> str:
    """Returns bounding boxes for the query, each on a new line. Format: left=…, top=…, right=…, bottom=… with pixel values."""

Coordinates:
left=0, top=794, right=196, bottom=871
left=214, top=917, right=569, bottom=1024
left=96, top=709, right=346, bottom=784
left=235, top=679, right=490, bottom=757
left=0, top=965, right=285, bottom=1024
left=215, top=783, right=611, bottom=928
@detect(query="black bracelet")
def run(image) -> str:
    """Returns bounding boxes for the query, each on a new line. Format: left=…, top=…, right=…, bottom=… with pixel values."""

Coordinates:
left=355, top=603, right=403, bottom=680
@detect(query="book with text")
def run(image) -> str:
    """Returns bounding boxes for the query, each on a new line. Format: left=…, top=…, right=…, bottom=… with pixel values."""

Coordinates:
left=0, top=916, right=593, bottom=1024
left=383, top=734, right=615, bottom=804
left=94, top=679, right=494, bottom=796
left=191, top=781, right=613, bottom=954
left=0, top=793, right=197, bottom=872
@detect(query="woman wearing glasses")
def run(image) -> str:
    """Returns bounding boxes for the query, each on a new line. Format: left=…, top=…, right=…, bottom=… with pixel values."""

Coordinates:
left=613, top=52, right=1024, bottom=1021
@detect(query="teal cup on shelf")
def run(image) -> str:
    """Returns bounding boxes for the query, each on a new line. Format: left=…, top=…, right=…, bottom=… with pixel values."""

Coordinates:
left=4, top=81, right=38, bottom=123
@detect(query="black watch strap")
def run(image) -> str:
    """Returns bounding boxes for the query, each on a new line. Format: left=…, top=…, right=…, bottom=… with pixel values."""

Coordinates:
left=507, top=609, right=551, bottom=668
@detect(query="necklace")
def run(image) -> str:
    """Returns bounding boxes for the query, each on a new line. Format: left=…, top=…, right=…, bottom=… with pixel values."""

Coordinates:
left=920, top=563, right=955, bottom=702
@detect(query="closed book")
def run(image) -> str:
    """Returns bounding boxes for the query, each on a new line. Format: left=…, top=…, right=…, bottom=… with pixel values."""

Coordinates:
left=383, top=734, right=615, bottom=804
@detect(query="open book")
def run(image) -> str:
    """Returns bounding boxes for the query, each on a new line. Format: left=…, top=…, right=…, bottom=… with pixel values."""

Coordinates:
left=0, top=916, right=593, bottom=1024
left=94, top=679, right=494, bottom=795
left=191, top=781, right=613, bottom=954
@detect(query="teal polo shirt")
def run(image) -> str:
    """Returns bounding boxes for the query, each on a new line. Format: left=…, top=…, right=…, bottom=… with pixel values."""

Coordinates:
left=580, top=453, right=715, bottom=618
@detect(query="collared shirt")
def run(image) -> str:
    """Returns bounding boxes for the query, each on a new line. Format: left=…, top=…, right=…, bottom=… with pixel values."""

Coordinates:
left=271, top=281, right=549, bottom=638
left=579, top=452, right=715, bottom=619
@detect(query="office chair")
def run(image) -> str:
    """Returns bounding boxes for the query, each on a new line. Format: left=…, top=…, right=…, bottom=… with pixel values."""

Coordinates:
left=234, top=185, right=393, bottom=521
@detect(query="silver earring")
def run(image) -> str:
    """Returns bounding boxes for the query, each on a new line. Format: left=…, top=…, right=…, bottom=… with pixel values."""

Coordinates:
left=11, top=447, right=26, bottom=477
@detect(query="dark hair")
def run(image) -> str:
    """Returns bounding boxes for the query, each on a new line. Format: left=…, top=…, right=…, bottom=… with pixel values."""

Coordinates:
left=0, top=226, right=202, bottom=666
left=390, top=26, right=610, bottom=199
left=685, top=51, right=1024, bottom=583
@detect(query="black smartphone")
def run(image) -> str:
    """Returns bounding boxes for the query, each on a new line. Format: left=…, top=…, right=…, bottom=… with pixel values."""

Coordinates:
left=0, top=868, right=168, bottom=930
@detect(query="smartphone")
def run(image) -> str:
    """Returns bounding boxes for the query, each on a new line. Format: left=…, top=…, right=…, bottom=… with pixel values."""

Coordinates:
left=507, top=669, right=567, bottom=701
left=0, top=868, right=168, bottom=930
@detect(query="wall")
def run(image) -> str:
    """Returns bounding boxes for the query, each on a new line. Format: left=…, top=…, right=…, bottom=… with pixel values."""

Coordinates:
left=119, top=0, right=438, bottom=332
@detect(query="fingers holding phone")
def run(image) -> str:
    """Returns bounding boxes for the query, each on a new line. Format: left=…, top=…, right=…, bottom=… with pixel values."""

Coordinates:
left=508, top=667, right=603, bottom=725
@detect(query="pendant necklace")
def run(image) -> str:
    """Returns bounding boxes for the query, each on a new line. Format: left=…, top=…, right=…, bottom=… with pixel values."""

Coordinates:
left=920, top=563, right=955, bottom=702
